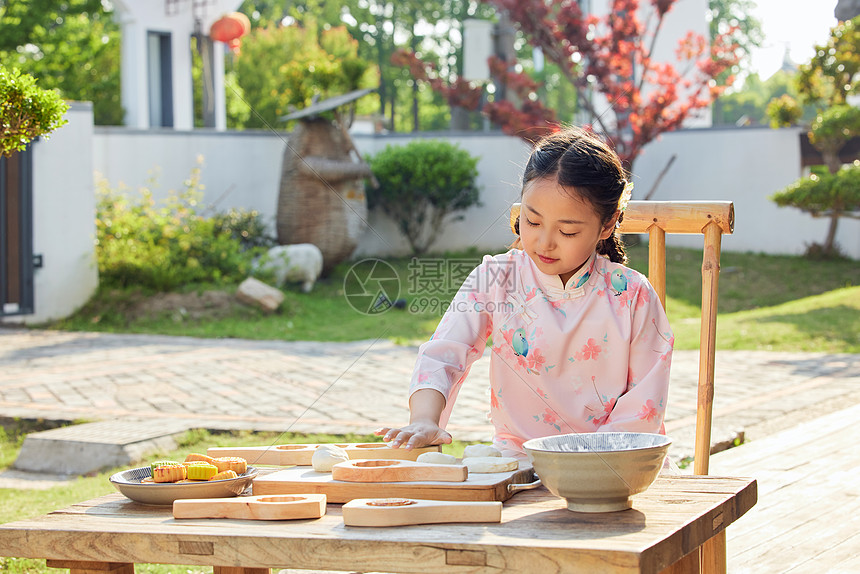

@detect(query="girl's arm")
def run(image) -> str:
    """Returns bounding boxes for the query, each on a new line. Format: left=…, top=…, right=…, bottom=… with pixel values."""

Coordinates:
left=374, top=388, right=452, bottom=449
left=377, top=254, right=507, bottom=447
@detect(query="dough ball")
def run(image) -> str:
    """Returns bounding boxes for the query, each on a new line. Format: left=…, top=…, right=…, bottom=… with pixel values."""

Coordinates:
left=463, top=456, right=519, bottom=473
left=416, top=452, right=459, bottom=465
left=463, top=444, right=502, bottom=458
left=311, top=444, right=349, bottom=472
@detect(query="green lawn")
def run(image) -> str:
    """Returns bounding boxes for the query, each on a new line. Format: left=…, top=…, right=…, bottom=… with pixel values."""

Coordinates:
left=48, top=245, right=860, bottom=353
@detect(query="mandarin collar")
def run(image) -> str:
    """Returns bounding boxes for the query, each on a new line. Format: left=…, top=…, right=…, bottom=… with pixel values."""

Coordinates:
left=522, top=251, right=596, bottom=300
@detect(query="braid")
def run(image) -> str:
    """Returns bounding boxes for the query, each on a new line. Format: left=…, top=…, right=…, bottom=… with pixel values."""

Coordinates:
left=598, top=232, right=628, bottom=264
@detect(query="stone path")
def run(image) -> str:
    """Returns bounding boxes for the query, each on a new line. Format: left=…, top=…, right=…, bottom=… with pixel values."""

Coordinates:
left=1, top=328, right=859, bottom=470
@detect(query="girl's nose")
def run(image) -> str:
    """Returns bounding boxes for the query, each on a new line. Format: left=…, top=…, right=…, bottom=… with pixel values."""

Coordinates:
left=539, top=228, right=556, bottom=251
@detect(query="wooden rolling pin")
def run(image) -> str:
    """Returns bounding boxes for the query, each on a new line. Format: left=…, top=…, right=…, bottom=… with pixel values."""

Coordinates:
left=342, top=498, right=502, bottom=527
left=173, top=494, right=326, bottom=520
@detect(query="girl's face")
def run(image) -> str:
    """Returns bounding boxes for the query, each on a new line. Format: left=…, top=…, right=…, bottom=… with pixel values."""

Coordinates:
left=519, top=177, right=617, bottom=285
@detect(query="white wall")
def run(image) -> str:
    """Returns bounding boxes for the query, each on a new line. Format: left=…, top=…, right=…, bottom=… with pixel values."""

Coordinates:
left=2, top=103, right=99, bottom=325
left=633, top=126, right=860, bottom=257
left=92, top=126, right=283, bottom=219
left=89, top=126, right=860, bottom=260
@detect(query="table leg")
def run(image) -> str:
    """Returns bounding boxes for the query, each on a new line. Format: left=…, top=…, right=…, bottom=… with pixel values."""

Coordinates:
left=213, top=568, right=270, bottom=574
left=45, top=560, right=134, bottom=574
left=700, top=531, right=727, bottom=573
left=659, top=548, right=700, bottom=574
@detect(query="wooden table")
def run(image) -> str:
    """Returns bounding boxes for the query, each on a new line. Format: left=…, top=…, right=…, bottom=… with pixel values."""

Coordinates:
left=0, top=475, right=756, bottom=574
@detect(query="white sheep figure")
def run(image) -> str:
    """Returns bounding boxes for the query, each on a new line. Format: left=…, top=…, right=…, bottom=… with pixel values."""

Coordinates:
left=256, top=243, right=323, bottom=293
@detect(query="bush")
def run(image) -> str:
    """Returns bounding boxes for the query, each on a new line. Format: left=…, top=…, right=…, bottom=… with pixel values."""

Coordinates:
left=0, top=64, right=69, bottom=157
left=211, top=208, right=277, bottom=251
left=366, top=139, right=480, bottom=254
left=95, top=167, right=270, bottom=291
left=766, top=94, right=803, bottom=128
left=771, top=164, right=860, bottom=257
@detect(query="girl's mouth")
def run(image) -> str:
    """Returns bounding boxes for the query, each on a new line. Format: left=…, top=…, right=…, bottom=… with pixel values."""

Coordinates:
left=538, top=254, right=558, bottom=264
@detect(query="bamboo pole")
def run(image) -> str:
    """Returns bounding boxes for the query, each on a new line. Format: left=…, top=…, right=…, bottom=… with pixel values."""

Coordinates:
left=648, top=225, right=667, bottom=309
left=694, top=221, right=722, bottom=476
left=620, top=201, right=734, bottom=235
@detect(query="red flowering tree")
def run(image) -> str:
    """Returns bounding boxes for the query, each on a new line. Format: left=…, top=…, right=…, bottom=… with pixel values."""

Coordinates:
left=393, top=0, right=739, bottom=172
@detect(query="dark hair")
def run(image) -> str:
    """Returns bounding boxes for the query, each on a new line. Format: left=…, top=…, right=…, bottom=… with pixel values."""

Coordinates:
left=519, top=126, right=628, bottom=264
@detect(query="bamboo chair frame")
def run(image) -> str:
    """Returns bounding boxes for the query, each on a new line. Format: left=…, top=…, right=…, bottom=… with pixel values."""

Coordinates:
left=619, top=200, right=735, bottom=574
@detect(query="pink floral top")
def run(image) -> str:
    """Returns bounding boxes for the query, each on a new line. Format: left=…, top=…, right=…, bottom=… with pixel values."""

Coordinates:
left=409, top=249, right=674, bottom=457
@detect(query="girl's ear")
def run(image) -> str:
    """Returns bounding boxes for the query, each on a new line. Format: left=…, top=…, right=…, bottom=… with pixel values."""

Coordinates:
left=510, top=203, right=521, bottom=235
left=599, top=209, right=621, bottom=240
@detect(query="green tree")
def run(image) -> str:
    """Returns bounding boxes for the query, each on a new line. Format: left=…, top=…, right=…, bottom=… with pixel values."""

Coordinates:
left=0, top=63, right=69, bottom=157
left=708, top=0, right=764, bottom=85
left=796, top=16, right=860, bottom=107
left=230, top=22, right=375, bottom=129
left=771, top=162, right=860, bottom=258
left=716, top=70, right=815, bottom=126
left=342, top=0, right=495, bottom=132
left=0, top=0, right=122, bottom=125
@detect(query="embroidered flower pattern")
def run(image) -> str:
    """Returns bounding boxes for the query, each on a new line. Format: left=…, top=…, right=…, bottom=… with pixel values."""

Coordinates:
left=587, top=397, right=616, bottom=427
left=575, top=338, right=602, bottom=361
left=533, top=407, right=562, bottom=431
left=638, top=399, right=660, bottom=422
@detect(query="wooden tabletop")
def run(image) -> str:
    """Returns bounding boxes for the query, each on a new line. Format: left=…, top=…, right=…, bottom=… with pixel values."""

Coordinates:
left=0, top=474, right=756, bottom=574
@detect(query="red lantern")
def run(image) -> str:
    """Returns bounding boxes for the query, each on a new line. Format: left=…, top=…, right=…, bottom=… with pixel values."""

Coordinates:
left=209, top=12, right=250, bottom=52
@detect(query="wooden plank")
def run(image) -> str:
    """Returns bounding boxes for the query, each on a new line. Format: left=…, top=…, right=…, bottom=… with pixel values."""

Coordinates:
left=331, top=459, right=468, bottom=483
left=207, top=443, right=441, bottom=466
left=46, top=561, right=134, bottom=574
left=708, top=404, right=860, bottom=572
left=253, top=463, right=534, bottom=503
left=342, top=498, right=502, bottom=527
left=173, top=494, right=326, bottom=520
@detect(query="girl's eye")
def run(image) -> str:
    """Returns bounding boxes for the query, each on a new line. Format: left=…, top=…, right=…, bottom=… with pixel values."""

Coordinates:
left=525, top=218, right=539, bottom=227
left=560, top=230, right=578, bottom=237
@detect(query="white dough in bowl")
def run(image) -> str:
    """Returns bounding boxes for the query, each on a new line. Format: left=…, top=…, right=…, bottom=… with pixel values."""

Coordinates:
left=463, top=444, right=502, bottom=458
left=463, top=456, right=519, bottom=473
left=416, top=452, right=460, bottom=465
left=312, top=444, right=349, bottom=472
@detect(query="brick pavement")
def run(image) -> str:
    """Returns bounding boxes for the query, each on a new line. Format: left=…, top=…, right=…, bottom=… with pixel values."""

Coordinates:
left=1, top=327, right=859, bottom=463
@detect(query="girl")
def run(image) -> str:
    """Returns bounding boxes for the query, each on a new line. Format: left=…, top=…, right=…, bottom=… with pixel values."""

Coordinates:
left=377, top=127, right=673, bottom=457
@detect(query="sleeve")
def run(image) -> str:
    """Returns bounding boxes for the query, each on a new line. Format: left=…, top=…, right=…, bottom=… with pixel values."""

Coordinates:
left=408, top=255, right=503, bottom=428
left=599, top=276, right=674, bottom=434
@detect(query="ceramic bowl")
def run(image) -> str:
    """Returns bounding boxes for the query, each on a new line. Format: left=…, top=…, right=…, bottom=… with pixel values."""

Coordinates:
left=522, top=432, right=671, bottom=513
left=110, top=466, right=258, bottom=505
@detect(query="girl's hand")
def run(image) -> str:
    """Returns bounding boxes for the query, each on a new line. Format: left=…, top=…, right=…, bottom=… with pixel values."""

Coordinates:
left=374, top=422, right=452, bottom=450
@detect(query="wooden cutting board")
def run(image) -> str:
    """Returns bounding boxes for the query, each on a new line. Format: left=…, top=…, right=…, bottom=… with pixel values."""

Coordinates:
left=172, top=494, right=326, bottom=520
left=342, top=498, right=502, bottom=527
left=252, top=462, right=537, bottom=503
left=331, top=459, right=467, bottom=483
left=207, top=443, right=441, bottom=466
